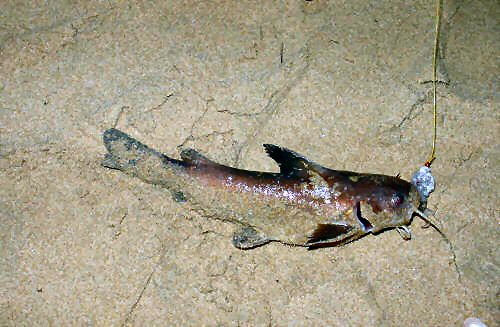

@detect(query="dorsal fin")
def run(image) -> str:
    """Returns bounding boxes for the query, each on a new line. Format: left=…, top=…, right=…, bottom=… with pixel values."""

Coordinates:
left=264, top=144, right=328, bottom=186
left=180, top=148, right=214, bottom=166
left=263, top=144, right=319, bottom=180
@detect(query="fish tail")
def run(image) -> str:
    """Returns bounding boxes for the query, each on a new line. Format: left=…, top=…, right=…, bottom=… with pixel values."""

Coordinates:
left=102, top=128, right=184, bottom=180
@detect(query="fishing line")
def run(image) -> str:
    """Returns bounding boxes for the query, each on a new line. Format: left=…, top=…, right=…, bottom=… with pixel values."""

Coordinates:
left=411, top=0, right=441, bottom=204
left=425, top=0, right=441, bottom=168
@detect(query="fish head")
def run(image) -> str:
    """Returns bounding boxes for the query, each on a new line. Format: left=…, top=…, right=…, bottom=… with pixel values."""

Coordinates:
left=348, top=173, right=442, bottom=240
left=391, top=183, right=422, bottom=226
left=360, top=177, right=423, bottom=233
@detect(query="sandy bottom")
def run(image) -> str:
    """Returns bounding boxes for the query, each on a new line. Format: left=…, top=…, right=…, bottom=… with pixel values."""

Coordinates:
left=1, top=1, right=498, bottom=326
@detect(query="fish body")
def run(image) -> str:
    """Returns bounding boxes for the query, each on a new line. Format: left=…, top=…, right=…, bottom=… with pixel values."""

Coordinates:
left=102, top=128, right=424, bottom=249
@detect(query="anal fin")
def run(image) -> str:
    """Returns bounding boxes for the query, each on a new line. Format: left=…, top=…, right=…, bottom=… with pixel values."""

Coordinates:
left=180, top=148, right=214, bottom=166
left=102, top=153, right=121, bottom=169
left=232, top=226, right=270, bottom=249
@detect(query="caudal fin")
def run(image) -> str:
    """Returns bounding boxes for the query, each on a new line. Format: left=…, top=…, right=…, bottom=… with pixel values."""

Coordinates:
left=102, top=128, right=174, bottom=170
left=103, top=128, right=154, bottom=154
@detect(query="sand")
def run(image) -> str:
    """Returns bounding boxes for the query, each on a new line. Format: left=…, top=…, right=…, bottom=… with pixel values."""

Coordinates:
left=1, top=1, right=498, bottom=326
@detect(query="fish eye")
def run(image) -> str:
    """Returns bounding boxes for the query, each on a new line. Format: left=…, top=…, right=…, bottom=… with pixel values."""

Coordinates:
left=390, top=192, right=405, bottom=208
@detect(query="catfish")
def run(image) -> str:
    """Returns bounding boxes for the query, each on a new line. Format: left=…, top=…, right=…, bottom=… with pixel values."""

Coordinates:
left=102, top=128, right=435, bottom=249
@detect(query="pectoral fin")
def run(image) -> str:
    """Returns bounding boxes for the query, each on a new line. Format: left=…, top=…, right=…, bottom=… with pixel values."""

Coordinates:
left=396, top=226, right=412, bottom=240
left=306, top=223, right=357, bottom=248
